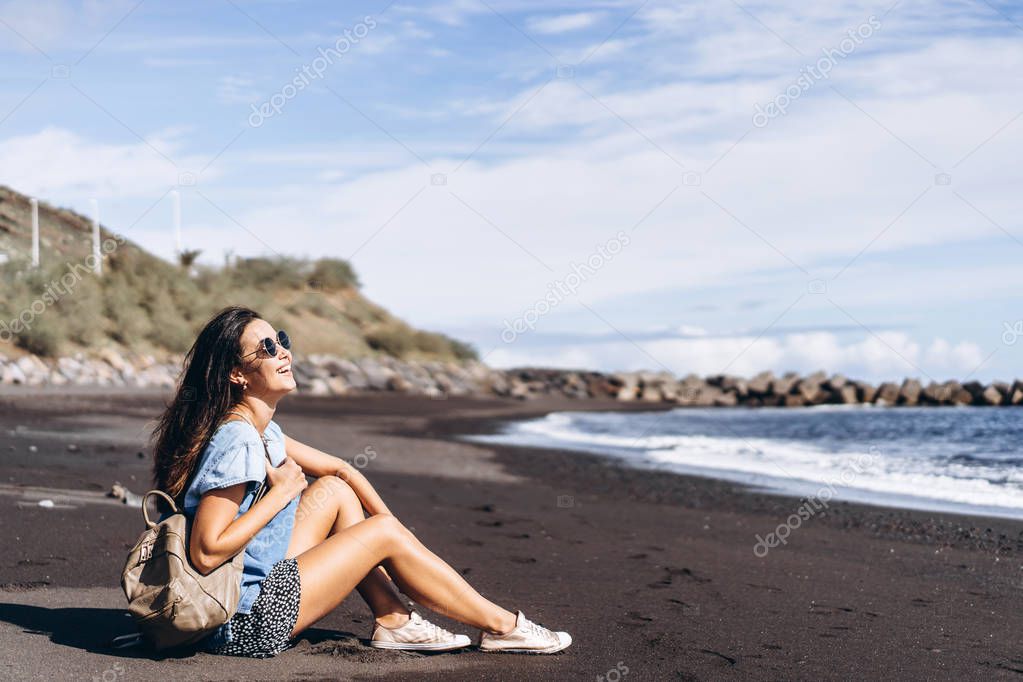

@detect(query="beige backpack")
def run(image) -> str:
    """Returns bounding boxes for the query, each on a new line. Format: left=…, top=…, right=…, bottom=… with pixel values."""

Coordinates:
left=122, top=416, right=271, bottom=649
left=121, top=456, right=271, bottom=649
left=120, top=490, right=248, bottom=649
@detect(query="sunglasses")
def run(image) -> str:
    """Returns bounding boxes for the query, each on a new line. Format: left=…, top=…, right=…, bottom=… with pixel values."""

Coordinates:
left=241, top=330, right=291, bottom=360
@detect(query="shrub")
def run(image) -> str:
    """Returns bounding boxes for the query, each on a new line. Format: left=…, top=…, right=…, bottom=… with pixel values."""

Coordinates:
left=308, top=258, right=359, bottom=291
left=229, top=256, right=306, bottom=290
left=366, top=323, right=415, bottom=357
left=16, top=315, right=65, bottom=356
left=446, top=336, right=478, bottom=361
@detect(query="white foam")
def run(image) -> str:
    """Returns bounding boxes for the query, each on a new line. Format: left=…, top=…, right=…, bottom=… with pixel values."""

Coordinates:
left=486, top=411, right=1023, bottom=516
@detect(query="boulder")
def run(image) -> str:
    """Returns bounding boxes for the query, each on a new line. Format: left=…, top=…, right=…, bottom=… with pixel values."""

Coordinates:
left=855, top=381, right=877, bottom=403
left=304, top=378, right=331, bottom=396
left=1008, top=380, right=1023, bottom=406
left=875, top=382, right=899, bottom=405
left=898, top=379, right=922, bottom=406
left=834, top=385, right=858, bottom=404
left=612, top=373, right=640, bottom=402
left=718, top=375, right=748, bottom=398
left=962, top=381, right=985, bottom=401
left=712, top=390, right=738, bottom=407
left=979, top=384, right=1003, bottom=406
left=824, top=374, right=847, bottom=391
left=770, top=372, right=799, bottom=396
left=921, top=382, right=949, bottom=405
left=783, top=394, right=806, bottom=407
left=1, top=363, right=26, bottom=385
left=795, top=377, right=824, bottom=403
left=747, top=371, right=774, bottom=396
left=356, top=358, right=396, bottom=390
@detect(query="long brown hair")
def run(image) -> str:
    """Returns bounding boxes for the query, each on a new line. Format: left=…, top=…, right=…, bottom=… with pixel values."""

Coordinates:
left=152, top=306, right=263, bottom=500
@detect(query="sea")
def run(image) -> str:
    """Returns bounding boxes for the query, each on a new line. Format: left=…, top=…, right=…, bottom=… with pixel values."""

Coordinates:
left=468, top=405, right=1023, bottom=520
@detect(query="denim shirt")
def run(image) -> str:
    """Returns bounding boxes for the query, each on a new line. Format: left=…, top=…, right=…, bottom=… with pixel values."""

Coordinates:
left=181, top=418, right=299, bottom=648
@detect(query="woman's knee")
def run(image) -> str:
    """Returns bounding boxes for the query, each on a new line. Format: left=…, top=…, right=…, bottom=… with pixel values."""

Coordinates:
left=302, top=475, right=359, bottom=516
left=365, top=513, right=410, bottom=542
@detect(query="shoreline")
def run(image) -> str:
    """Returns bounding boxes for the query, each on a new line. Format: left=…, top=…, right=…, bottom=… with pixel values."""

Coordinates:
left=453, top=402, right=1023, bottom=524
left=411, top=399, right=1023, bottom=557
left=1, top=391, right=1022, bottom=679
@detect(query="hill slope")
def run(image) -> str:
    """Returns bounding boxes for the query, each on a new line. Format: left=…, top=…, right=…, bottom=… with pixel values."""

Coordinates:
left=0, top=185, right=476, bottom=361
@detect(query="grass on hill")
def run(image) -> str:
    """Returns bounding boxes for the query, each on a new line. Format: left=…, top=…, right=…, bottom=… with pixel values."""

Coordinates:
left=0, top=186, right=476, bottom=362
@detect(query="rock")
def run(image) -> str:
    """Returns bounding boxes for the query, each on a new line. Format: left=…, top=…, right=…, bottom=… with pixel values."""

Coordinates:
left=675, top=379, right=705, bottom=406
left=1008, top=380, right=1023, bottom=405
left=747, top=371, right=774, bottom=396
left=921, top=382, right=948, bottom=405
left=834, top=385, right=858, bottom=404
left=795, top=377, right=824, bottom=403
left=824, top=373, right=847, bottom=391
left=875, top=382, right=899, bottom=405
left=950, top=385, right=974, bottom=406
left=770, top=372, right=799, bottom=396
left=304, top=378, right=331, bottom=396
left=979, top=384, right=1003, bottom=406
left=356, top=358, right=395, bottom=390
left=855, top=382, right=877, bottom=403
left=325, top=376, right=349, bottom=395
left=718, top=375, right=748, bottom=398
left=713, top=390, right=738, bottom=407
left=386, top=373, right=410, bottom=392
left=612, top=373, right=640, bottom=402
left=898, top=379, right=922, bottom=405
left=962, top=381, right=985, bottom=400
left=783, top=394, right=806, bottom=407
left=1, top=362, right=26, bottom=385
left=992, top=381, right=1011, bottom=400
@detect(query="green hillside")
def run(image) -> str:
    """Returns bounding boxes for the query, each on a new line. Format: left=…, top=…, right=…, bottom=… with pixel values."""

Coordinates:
left=0, top=185, right=476, bottom=361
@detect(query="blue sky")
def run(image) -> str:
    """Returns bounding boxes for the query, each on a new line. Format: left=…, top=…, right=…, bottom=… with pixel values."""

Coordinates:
left=2, top=0, right=1023, bottom=382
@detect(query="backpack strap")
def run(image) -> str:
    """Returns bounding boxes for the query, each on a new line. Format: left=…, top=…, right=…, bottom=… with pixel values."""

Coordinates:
left=225, top=410, right=275, bottom=504
left=142, top=490, right=179, bottom=528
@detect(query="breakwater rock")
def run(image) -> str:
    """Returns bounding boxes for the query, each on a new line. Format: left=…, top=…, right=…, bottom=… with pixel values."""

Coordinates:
left=2, top=352, right=1019, bottom=407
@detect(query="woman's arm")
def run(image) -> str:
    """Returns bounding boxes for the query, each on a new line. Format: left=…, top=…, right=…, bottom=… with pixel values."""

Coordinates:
left=284, top=434, right=391, bottom=516
left=189, top=457, right=308, bottom=573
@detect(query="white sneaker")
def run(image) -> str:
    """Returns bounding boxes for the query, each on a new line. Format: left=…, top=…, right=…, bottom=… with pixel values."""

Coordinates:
left=369, top=611, right=472, bottom=651
left=478, top=610, right=572, bottom=654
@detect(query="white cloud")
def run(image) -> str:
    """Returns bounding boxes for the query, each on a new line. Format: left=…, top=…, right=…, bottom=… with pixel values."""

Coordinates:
left=216, top=75, right=259, bottom=104
left=485, top=330, right=986, bottom=382
left=0, top=127, right=211, bottom=199
left=527, top=11, right=603, bottom=35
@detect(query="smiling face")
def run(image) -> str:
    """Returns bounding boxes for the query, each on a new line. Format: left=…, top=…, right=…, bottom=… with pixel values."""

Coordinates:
left=231, top=318, right=296, bottom=399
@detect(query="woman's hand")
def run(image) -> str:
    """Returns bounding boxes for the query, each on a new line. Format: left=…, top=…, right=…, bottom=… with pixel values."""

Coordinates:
left=265, top=456, right=308, bottom=501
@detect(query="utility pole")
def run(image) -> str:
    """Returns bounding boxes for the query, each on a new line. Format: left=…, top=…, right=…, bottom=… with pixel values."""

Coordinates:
left=30, top=198, right=39, bottom=268
left=90, top=199, right=101, bottom=275
left=171, top=190, right=182, bottom=258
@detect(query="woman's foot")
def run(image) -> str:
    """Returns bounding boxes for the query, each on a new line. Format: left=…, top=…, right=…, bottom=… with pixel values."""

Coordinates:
left=369, top=611, right=471, bottom=651
left=478, top=611, right=572, bottom=654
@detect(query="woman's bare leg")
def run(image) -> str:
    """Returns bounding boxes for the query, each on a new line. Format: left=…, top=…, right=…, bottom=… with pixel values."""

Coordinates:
left=286, top=476, right=409, bottom=627
left=290, top=512, right=517, bottom=638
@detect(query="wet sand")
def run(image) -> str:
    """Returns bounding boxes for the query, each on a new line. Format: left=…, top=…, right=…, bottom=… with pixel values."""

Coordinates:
left=1, top=389, right=1022, bottom=680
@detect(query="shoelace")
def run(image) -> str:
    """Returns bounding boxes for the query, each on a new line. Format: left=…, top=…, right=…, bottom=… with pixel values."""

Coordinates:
left=522, top=617, right=557, bottom=644
left=412, top=614, right=453, bottom=641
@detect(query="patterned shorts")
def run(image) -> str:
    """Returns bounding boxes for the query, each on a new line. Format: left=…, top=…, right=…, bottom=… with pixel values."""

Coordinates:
left=207, top=558, right=302, bottom=658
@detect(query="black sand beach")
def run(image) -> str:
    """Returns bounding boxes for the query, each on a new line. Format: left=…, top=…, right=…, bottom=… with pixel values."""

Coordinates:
left=2, top=389, right=1022, bottom=680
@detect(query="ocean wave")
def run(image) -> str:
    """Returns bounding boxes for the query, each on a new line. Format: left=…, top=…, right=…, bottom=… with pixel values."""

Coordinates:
left=483, top=410, right=1023, bottom=516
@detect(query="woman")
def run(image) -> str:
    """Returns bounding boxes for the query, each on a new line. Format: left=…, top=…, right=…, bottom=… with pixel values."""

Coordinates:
left=151, top=306, right=572, bottom=658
